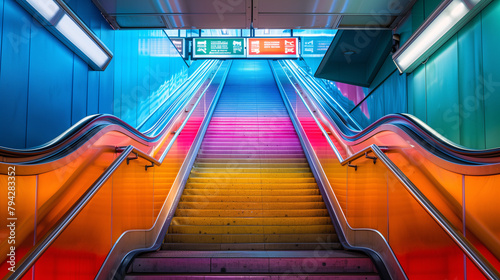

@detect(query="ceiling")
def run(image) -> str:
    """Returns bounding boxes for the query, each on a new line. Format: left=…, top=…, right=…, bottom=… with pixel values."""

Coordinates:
left=92, top=0, right=416, bottom=30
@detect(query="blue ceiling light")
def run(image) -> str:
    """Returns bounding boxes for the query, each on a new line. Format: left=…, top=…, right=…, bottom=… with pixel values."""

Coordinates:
left=16, top=0, right=113, bottom=71
left=393, top=0, right=491, bottom=73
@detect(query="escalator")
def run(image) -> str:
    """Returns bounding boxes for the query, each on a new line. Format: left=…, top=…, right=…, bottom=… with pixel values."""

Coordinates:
left=126, top=60, right=381, bottom=279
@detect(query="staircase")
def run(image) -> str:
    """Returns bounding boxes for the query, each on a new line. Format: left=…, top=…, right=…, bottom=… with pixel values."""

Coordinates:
left=125, top=61, right=381, bottom=279
left=164, top=114, right=338, bottom=250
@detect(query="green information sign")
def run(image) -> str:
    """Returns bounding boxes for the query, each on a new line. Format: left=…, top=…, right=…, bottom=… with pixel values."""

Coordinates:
left=193, top=38, right=246, bottom=58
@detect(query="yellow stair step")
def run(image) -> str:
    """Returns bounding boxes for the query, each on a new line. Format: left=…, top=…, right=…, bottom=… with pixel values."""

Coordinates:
left=170, top=217, right=332, bottom=226
left=168, top=225, right=335, bottom=235
left=173, top=209, right=330, bottom=217
left=176, top=202, right=328, bottom=210
left=184, top=183, right=319, bottom=189
left=182, top=189, right=321, bottom=196
left=188, top=172, right=315, bottom=179
left=191, top=167, right=312, bottom=173
left=186, top=178, right=316, bottom=184
left=179, top=195, right=324, bottom=203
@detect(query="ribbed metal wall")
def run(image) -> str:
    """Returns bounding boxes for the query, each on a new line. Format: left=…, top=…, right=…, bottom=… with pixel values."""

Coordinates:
left=408, top=0, right=500, bottom=149
left=329, top=0, right=500, bottom=150
left=0, top=0, right=196, bottom=149
left=0, top=0, right=114, bottom=148
left=113, top=30, right=199, bottom=128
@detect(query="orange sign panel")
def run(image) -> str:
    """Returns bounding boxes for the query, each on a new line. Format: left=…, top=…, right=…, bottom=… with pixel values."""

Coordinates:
left=247, top=38, right=299, bottom=58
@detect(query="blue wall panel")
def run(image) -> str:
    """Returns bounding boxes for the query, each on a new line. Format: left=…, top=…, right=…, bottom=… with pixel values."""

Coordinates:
left=113, top=35, right=123, bottom=119
left=0, top=0, right=31, bottom=148
left=0, top=0, right=3, bottom=61
left=0, top=0, right=114, bottom=148
left=99, top=21, right=114, bottom=114
left=120, top=31, right=139, bottom=127
left=137, top=31, right=151, bottom=122
left=383, top=71, right=407, bottom=116
left=113, top=29, right=193, bottom=128
left=87, top=8, right=101, bottom=116
left=87, top=72, right=99, bottom=115
left=72, top=56, right=89, bottom=125
left=26, top=20, right=74, bottom=147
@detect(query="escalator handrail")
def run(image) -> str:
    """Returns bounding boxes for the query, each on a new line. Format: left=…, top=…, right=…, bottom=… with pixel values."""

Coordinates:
left=95, top=60, right=233, bottom=280
left=275, top=61, right=500, bottom=280
left=286, top=60, right=363, bottom=131
left=0, top=61, right=217, bottom=160
left=284, top=60, right=500, bottom=174
left=285, top=60, right=500, bottom=162
left=4, top=61, right=229, bottom=280
left=138, top=60, right=216, bottom=134
left=6, top=146, right=141, bottom=280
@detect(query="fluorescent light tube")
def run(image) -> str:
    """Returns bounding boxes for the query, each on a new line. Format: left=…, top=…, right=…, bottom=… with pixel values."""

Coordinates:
left=15, top=0, right=113, bottom=71
left=26, top=0, right=60, bottom=20
left=56, top=14, right=110, bottom=69
left=393, top=0, right=491, bottom=73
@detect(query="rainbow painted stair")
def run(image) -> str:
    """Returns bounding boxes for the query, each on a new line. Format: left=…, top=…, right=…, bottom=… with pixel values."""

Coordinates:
left=125, top=61, right=380, bottom=279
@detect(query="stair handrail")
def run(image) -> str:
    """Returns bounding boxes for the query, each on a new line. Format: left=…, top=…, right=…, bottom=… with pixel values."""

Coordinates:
left=95, top=60, right=233, bottom=280
left=3, top=61, right=228, bottom=280
left=287, top=60, right=363, bottom=131
left=138, top=60, right=216, bottom=134
left=0, top=60, right=216, bottom=161
left=285, top=60, right=500, bottom=162
left=276, top=60, right=500, bottom=280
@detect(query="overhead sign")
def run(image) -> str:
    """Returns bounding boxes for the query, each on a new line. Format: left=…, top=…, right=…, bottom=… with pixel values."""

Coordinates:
left=301, top=37, right=333, bottom=57
left=171, top=38, right=185, bottom=58
left=193, top=38, right=246, bottom=58
left=247, top=38, right=299, bottom=58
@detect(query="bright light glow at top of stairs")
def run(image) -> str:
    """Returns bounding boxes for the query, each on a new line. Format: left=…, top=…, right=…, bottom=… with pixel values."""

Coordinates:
left=16, top=0, right=113, bottom=71
left=393, top=0, right=490, bottom=73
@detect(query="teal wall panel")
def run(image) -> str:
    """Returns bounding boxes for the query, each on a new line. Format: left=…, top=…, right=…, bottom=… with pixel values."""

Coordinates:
left=407, top=72, right=415, bottom=116
left=351, top=0, right=500, bottom=149
left=424, top=0, right=441, bottom=19
left=411, top=0, right=442, bottom=32
left=411, top=0, right=425, bottom=33
left=425, top=37, right=460, bottom=143
left=482, top=0, right=500, bottom=149
left=398, top=13, right=413, bottom=46
left=411, top=66, right=427, bottom=122
left=458, top=15, right=485, bottom=149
